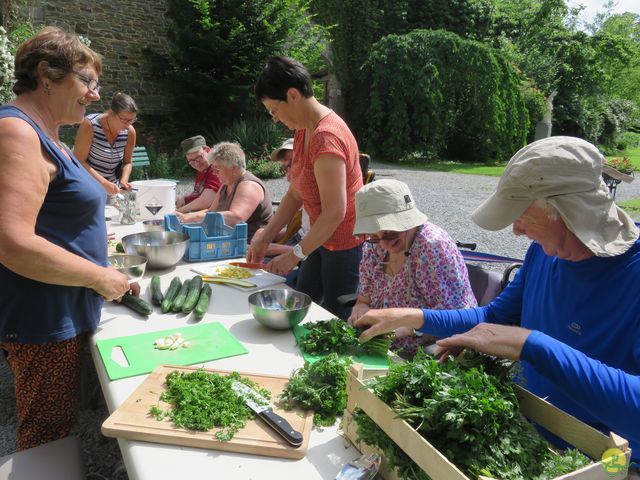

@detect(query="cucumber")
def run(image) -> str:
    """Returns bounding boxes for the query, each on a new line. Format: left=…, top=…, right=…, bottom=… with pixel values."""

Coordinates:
left=171, top=278, right=192, bottom=312
left=193, top=284, right=212, bottom=320
left=161, top=276, right=182, bottom=313
left=150, top=275, right=163, bottom=306
left=121, top=292, right=153, bottom=316
left=182, top=275, right=203, bottom=313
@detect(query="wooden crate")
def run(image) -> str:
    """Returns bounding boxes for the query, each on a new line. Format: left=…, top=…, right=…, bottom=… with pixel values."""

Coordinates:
left=343, top=364, right=631, bottom=480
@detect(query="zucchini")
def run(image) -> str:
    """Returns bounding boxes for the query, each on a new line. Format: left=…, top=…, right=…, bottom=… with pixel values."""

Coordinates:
left=150, top=275, right=163, bottom=305
left=161, top=276, right=182, bottom=313
left=181, top=275, right=203, bottom=313
left=121, top=292, right=153, bottom=316
left=171, top=278, right=192, bottom=312
left=193, top=284, right=212, bottom=320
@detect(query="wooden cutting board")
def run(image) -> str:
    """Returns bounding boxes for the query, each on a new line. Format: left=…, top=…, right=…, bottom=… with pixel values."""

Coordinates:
left=102, top=365, right=314, bottom=459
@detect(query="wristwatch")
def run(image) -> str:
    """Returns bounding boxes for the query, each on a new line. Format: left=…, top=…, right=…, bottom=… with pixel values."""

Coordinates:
left=292, top=243, right=308, bottom=261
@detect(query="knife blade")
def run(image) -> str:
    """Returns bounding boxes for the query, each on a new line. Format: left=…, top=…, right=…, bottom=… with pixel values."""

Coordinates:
left=231, top=380, right=303, bottom=447
left=228, top=262, right=268, bottom=270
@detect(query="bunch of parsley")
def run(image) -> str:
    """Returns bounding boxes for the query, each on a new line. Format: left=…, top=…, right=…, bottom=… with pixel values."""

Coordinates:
left=352, top=351, right=590, bottom=479
left=297, top=318, right=391, bottom=357
left=149, top=370, right=270, bottom=442
left=280, top=353, right=352, bottom=427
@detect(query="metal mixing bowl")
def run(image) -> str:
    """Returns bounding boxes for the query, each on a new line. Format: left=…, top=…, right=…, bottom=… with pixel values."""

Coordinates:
left=121, top=231, right=189, bottom=269
left=248, top=289, right=311, bottom=330
left=107, top=254, right=148, bottom=282
left=142, top=219, right=165, bottom=232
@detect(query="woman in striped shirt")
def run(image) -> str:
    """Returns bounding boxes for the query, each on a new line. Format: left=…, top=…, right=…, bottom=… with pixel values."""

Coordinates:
left=74, top=92, right=137, bottom=196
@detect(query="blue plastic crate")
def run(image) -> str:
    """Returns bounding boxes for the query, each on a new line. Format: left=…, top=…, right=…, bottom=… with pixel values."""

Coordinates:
left=164, top=212, right=248, bottom=262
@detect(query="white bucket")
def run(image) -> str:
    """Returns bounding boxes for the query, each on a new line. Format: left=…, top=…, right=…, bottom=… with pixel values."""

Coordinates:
left=130, top=180, right=176, bottom=221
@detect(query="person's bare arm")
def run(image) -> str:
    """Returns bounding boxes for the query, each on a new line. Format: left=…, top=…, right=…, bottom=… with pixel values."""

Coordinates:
left=74, top=118, right=119, bottom=195
left=265, top=154, right=346, bottom=275
left=223, top=180, right=264, bottom=226
left=246, top=186, right=302, bottom=263
left=0, top=117, right=129, bottom=300
left=176, top=187, right=217, bottom=213
left=118, top=125, right=136, bottom=189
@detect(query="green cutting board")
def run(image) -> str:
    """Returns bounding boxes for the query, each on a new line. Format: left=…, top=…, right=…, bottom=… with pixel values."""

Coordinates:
left=292, top=323, right=389, bottom=368
left=96, top=322, right=248, bottom=380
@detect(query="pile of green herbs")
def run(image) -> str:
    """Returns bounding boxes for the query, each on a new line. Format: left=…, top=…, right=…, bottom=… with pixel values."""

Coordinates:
left=298, top=318, right=391, bottom=357
left=280, top=353, right=352, bottom=427
left=352, top=351, right=590, bottom=480
left=149, top=370, right=270, bottom=442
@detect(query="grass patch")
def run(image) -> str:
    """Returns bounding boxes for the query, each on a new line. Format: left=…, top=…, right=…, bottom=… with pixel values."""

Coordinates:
left=617, top=197, right=640, bottom=218
left=376, top=145, right=640, bottom=178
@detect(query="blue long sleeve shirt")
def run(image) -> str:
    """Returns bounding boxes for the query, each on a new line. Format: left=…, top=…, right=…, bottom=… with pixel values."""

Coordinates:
left=419, top=240, right=640, bottom=461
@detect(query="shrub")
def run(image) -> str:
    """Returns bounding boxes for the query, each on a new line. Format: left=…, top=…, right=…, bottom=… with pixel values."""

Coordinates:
left=204, top=116, right=289, bottom=178
left=0, top=27, right=14, bottom=104
left=364, top=29, right=528, bottom=163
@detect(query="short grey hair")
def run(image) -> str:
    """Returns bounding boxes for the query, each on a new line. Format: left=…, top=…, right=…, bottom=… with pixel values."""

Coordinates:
left=533, top=198, right=560, bottom=220
left=209, top=142, right=246, bottom=169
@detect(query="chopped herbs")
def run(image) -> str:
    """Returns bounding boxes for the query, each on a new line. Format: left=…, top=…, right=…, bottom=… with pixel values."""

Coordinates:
left=148, top=370, right=271, bottom=442
left=352, top=351, right=591, bottom=479
left=280, top=353, right=352, bottom=427
left=298, top=318, right=391, bottom=357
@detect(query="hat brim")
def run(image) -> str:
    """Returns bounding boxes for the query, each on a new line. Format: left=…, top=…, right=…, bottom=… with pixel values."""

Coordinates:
left=185, top=146, right=202, bottom=155
left=471, top=192, right=532, bottom=231
left=353, top=208, right=427, bottom=235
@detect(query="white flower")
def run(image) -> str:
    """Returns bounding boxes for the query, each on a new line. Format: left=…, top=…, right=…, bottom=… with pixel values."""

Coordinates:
left=0, top=27, right=15, bottom=104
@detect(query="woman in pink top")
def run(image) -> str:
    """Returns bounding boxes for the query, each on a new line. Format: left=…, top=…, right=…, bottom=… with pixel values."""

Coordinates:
left=348, top=179, right=477, bottom=358
left=249, top=56, right=364, bottom=319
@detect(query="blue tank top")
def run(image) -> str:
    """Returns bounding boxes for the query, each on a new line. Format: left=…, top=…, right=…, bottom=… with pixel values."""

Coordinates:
left=0, top=105, right=107, bottom=344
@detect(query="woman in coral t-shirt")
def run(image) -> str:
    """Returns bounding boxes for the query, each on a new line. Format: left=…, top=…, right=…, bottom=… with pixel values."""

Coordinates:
left=249, top=56, right=364, bottom=319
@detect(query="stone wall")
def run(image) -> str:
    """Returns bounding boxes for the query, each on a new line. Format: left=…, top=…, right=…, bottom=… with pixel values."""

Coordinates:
left=20, top=0, right=174, bottom=145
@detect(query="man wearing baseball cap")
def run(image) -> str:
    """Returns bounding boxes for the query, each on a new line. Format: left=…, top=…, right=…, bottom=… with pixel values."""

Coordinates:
left=175, top=135, right=221, bottom=213
left=353, top=136, right=640, bottom=462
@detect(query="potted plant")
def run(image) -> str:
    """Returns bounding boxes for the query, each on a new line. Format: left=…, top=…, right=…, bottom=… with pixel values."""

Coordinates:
left=602, top=156, right=634, bottom=198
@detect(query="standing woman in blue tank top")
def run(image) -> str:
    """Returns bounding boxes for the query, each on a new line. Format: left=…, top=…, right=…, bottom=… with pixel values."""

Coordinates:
left=0, top=27, right=131, bottom=452
left=74, top=92, right=138, bottom=196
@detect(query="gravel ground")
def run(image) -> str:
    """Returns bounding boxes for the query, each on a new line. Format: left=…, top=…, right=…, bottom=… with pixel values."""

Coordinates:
left=2, top=162, right=639, bottom=477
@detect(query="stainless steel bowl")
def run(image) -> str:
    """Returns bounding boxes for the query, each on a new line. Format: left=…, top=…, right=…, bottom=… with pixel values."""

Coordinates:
left=248, top=289, right=311, bottom=330
left=121, top=231, right=189, bottom=269
left=107, top=254, right=147, bottom=282
left=142, top=219, right=165, bottom=232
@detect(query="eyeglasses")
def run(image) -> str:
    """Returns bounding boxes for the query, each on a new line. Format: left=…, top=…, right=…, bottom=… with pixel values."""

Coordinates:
left=364, top=231, right=401, bottom=244
left=187, top=153, right=206, bottom=164
left=72, top=70, right=100, bottom=93
left=265, top=100, right=283, bottom=119
left=117, top=113, right=137, bottom=125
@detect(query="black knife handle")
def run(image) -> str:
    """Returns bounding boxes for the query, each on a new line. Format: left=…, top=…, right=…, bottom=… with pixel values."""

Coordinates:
left=259, top=408, right=303, bottom=447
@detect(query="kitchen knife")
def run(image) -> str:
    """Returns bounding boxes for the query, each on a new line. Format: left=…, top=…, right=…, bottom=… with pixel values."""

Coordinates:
left=231, top=380, right=303, bottom=447
left=228, top=262, right=268, bottom=270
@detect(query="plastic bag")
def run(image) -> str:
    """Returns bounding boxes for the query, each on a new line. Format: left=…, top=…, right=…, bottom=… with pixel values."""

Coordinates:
left=335, top=453, right=381, bottom=480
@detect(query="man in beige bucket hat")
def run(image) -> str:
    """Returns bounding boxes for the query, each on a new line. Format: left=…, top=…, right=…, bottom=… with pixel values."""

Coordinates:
left=352, top=136, right=640, bottom=461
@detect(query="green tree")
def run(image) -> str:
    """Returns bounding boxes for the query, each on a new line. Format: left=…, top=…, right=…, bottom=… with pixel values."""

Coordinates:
left=157, top=0, right=328, bottom=132
left=364, top=29, right=528, bottom=163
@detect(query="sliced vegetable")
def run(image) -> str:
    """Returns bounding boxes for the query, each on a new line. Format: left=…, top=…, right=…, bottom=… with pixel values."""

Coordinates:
left=193, top=284, right=212, bottom=320
left=201, top=276, right=256, bottom=288
left=150, top=275, right=163, bottom=306
left=154, top=332, right=190, bottom=350
left=171, top=278, right=192, bottom=312
left=115, top=242, right=125, bottom=253
left=181, top=275, right=203, bottom=313
left=161, top=276, right=182, bottom=313
left=121, top=292, right=153, bottom=316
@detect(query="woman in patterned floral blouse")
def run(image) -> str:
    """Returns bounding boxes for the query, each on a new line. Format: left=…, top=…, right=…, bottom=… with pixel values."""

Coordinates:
left=348, top=179, right=477, bottom=358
